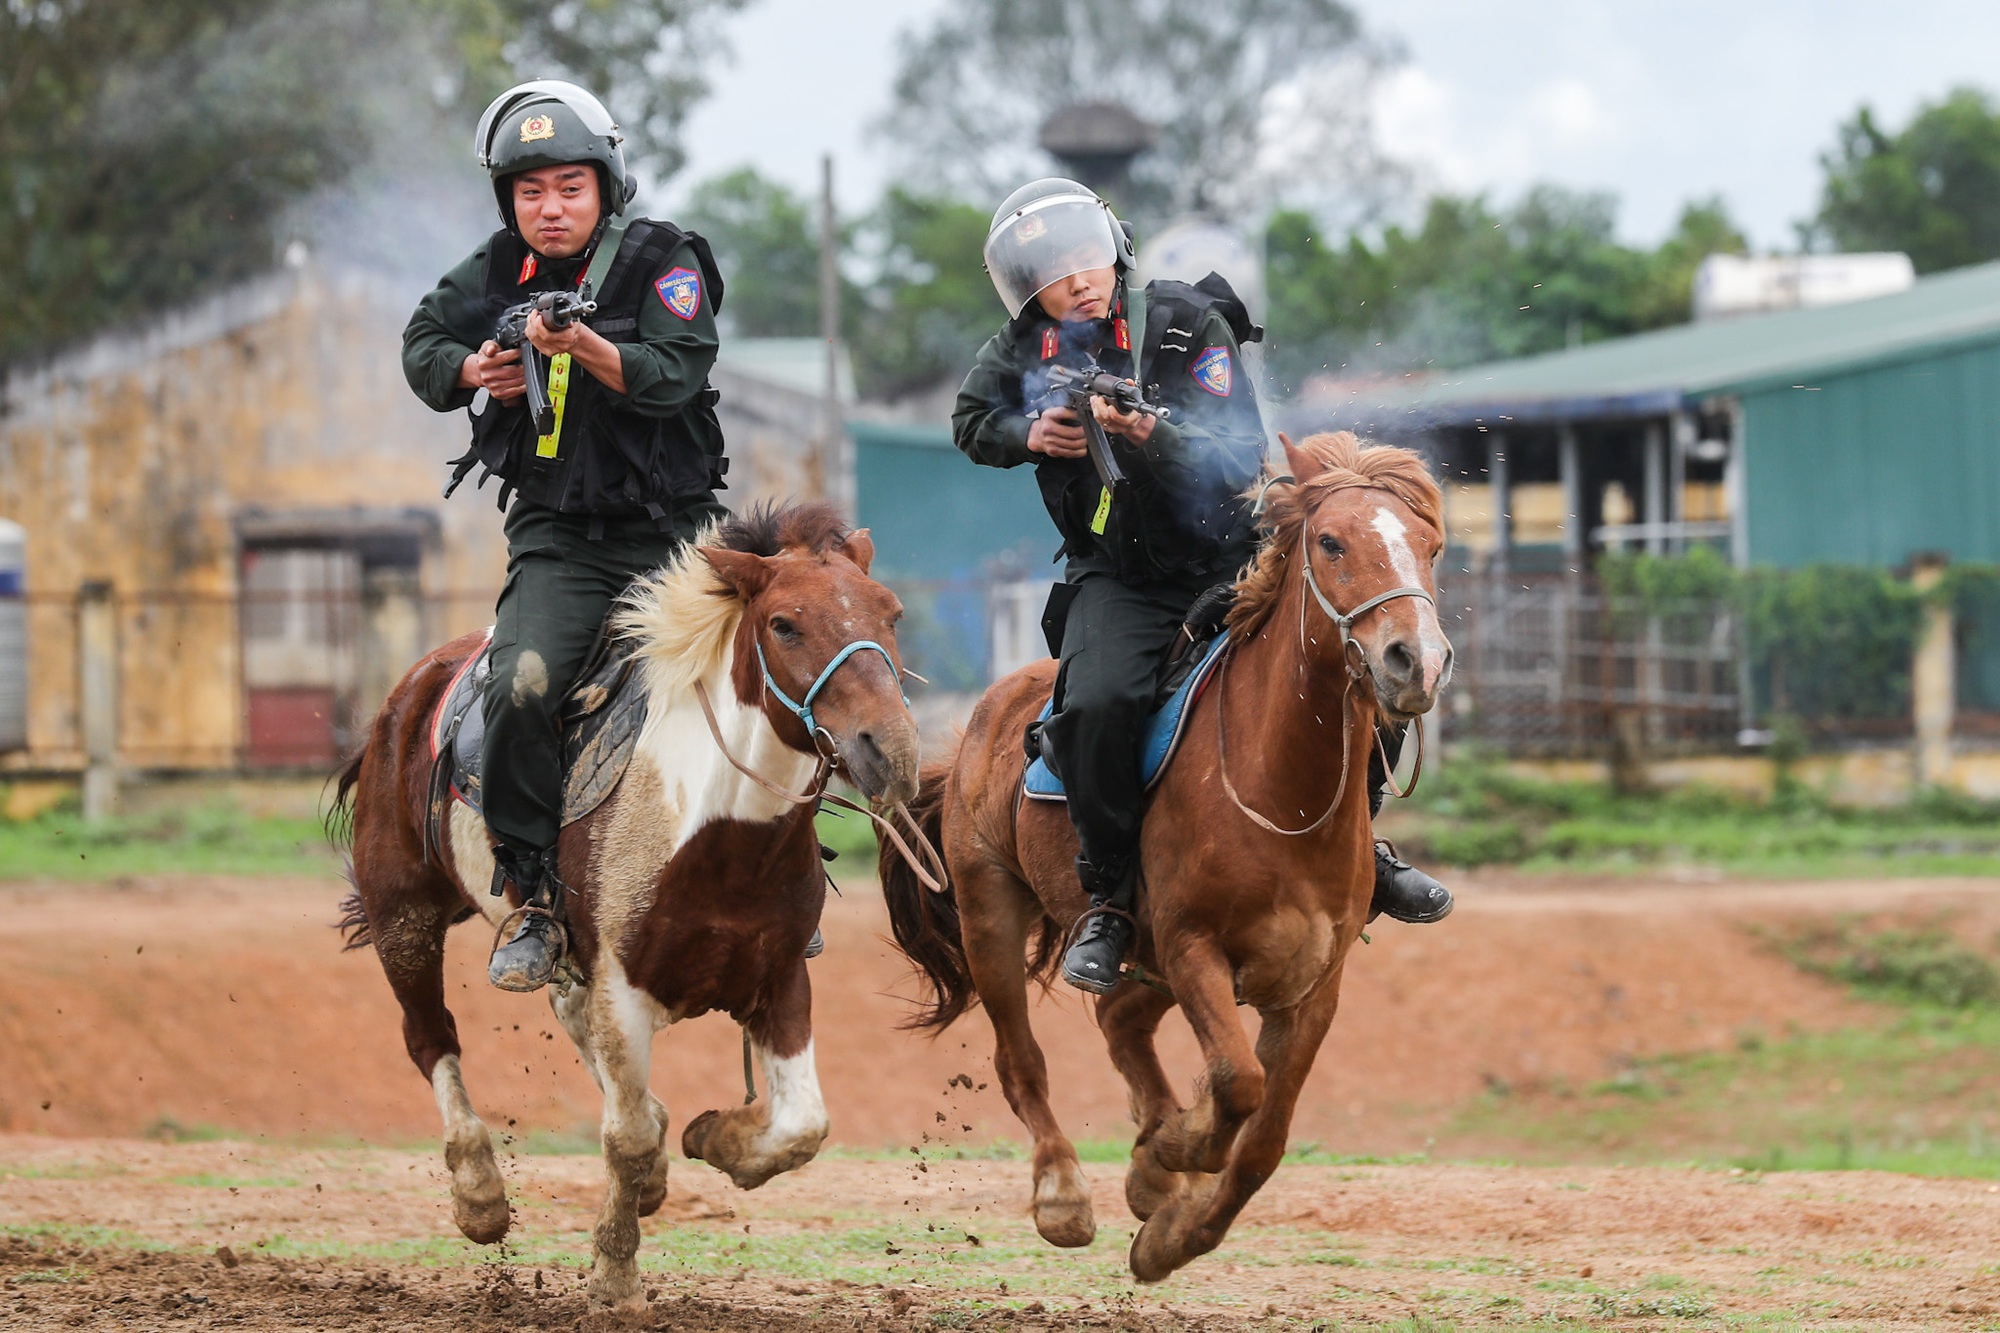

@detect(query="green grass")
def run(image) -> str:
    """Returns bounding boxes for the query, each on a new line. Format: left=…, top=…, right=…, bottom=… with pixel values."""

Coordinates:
left=1390, top=763, right=2000, bottom=876
left=0, top=805, right=338, bottom=880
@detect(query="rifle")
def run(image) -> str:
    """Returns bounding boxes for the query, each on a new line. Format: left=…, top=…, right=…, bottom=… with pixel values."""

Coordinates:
left=1043, top=363, right=1172, bottom=490
left=494, top=290, right=598, bottom=435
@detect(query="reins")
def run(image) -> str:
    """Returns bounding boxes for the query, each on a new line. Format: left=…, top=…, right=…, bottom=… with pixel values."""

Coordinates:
left=1216, top=524, right=1434, bottom=837
left=692, top=666, right=947, bottom=894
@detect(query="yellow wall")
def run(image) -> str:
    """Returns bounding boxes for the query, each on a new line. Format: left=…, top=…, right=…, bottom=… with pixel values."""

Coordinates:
left=0, top=268, right=508, bottom=771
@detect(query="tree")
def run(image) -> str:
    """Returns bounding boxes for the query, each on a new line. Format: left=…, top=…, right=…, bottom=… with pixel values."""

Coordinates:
left=852, top=190, right=996, bottom=399
left=1814, top=87, right=2000, bottom=272
left=0, top=0, right=744, bottom=365
left=876, top=0, right=1397, bottom=224
left=1263, top=189, right=1748, bottom=387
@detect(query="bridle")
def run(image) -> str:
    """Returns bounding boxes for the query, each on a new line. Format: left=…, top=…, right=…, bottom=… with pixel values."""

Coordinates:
left=756, top=637, right=904, bottom=759
left=692, top=630, right=944, bottom=891
left=1217, top=523, right=1436, bottom=837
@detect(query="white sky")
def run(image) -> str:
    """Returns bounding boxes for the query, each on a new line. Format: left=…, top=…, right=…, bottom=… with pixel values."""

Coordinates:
left=670, top=0, right=2000, bottom=250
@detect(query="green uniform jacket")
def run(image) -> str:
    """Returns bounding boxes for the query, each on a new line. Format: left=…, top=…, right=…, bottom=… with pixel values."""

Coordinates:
left=402, top=233, right=719, bottom=418
left=401, top=223, right=724, bottom=520
left=952, top=298, right=1266, bottom=580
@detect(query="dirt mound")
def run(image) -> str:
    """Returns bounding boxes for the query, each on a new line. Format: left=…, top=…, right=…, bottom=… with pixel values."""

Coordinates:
left=2, top=872, right=1994, bottom=1154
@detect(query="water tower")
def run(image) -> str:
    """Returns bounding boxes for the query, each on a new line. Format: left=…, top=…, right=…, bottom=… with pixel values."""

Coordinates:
left=1037, top=101, right=1157, bottom=202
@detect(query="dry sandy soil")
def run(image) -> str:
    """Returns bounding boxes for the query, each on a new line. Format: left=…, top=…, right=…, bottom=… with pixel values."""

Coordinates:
left=1, top=871, right=1999, bottom=1329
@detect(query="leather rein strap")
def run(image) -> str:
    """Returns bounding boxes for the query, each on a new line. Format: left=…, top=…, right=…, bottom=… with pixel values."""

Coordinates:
left=1217, top=527, right=1435, bottom=837
left=692, top=679, right=946, bottom=893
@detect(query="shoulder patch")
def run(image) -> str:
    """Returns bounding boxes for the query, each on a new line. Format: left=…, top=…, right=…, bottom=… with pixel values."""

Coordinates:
left=1041, top=327, right=1059, bottom=360
left=655, top=267, right=702, bottom=320
left=1191, top=346, right=1232, bottom=397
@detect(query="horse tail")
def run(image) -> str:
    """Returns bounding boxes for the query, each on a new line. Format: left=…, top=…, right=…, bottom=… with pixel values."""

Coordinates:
left=877, top=753, right=976, bottom=1032
left=326, top=747, right=372, bottom=952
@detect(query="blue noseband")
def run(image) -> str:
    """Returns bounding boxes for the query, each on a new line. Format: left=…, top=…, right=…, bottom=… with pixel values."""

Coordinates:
left=756, top=638, right=904, bottom=743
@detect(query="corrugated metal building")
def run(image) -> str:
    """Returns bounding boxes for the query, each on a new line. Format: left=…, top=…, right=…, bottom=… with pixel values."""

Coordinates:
left=1292, top=258, right=2000, bottom=573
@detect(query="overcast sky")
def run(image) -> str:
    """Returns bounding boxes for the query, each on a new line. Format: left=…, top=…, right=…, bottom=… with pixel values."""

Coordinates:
left=669, top=0, right=2000, bottom=251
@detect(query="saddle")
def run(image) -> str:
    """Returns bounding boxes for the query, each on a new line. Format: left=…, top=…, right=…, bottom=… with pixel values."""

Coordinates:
left=1022, top=582, right=1237, bottom=803
left=425, top=623, right=649, bottom=852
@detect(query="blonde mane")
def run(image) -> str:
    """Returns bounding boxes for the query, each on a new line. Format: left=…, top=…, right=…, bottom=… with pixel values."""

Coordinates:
left=1226, top=431, right=1446, bottom=638
left=613, top=500, right=854, bottom=705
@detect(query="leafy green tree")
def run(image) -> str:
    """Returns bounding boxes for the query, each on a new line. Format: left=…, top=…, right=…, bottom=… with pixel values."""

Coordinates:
left=1263, top=189, right=1747, bottom=386
left=680, top=168, right=826, bottom=337
left=852, top=190, right=995, bottom=399
left=1, top=0, right=743, bottom=365
left=877, top=0, right=1395, bottom=223
left=1814, top=87, right=2000, bottom=272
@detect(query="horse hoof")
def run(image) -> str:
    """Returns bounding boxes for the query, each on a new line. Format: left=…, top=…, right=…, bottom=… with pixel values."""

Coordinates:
left=586, top=1266, right=645, bottom=1314
left=1124, top=1149, right=1178, bottom=1222
left=1128, top=1214, right=1181, bottom=1284
left=681, top=1110, right=719, bottom=1162
left=1033, top=1197, right=1096, bottom=1248
left=452, top=1196, right=511, bottom=1246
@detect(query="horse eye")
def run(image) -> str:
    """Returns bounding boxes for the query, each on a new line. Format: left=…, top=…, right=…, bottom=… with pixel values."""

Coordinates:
left=770, top=616, right=800, bottom=641
left=1318, top=534, right=1344, bottom=559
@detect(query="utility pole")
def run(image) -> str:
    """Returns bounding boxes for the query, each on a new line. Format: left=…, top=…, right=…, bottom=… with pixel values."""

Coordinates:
left=819, top=153, right=849, bottom=515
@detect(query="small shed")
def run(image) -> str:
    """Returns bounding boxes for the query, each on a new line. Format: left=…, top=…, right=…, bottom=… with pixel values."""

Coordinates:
left=1292, top=258, right=2000, bottom=573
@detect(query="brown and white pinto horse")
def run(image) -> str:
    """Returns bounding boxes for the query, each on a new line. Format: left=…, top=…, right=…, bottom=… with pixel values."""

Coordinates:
left=879, top=432, right=1450, bottom=1281
left=332, top=501, right=917, bottom=1310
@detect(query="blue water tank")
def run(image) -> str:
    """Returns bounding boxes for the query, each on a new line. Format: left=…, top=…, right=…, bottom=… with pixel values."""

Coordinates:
left=0, top=519, right=23, bottom=752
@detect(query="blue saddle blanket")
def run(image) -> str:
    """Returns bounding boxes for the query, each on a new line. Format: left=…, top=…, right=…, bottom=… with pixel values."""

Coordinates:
left=1023, top=634, right=1230, bottom=801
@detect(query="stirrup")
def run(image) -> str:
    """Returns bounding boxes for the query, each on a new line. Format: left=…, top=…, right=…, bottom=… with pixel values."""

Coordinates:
left=489, top=903, right=569, bottom=963
left=1062, top=901, right=1138, bottom=951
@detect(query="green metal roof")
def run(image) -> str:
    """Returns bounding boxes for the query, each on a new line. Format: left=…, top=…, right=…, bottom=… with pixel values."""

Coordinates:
left=1304, top=258, right=2000, bottom=428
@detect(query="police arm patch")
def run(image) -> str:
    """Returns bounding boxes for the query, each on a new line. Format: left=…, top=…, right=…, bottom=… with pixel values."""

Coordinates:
left=1191, top=346, right=1232, bottom=396
left=656, top=267, right=702, bottom=320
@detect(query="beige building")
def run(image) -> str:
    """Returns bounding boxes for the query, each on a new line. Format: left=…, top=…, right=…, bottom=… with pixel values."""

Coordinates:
left=0, top=259, right=834, bottom=775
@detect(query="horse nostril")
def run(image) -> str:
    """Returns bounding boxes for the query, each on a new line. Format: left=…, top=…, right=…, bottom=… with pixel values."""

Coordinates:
left=1383, top=640, right=1417, bottom=682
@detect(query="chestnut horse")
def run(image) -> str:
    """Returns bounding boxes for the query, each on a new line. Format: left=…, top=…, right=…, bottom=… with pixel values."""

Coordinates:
left=879, top=432, right=1450, bottom=1281
left=331, top=501, right=918, bottom=1310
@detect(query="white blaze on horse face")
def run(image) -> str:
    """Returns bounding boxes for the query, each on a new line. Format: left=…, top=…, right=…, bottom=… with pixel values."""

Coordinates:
left=1370, top=506, right=1451, bottom=695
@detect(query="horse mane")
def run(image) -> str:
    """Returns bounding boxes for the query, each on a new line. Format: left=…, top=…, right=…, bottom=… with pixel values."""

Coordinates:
left=1226, top=431, right=1445, bottom=638
left=614, top=499, right=852, bottom=702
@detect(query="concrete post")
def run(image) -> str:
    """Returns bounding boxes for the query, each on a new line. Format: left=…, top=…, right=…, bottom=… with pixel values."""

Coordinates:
left=1911, top=555, right=1955, bottom=790
left=1668, top=410, right=1693, bottom=553
left=1558, top=423, right=1583, bottom=564
left=77, top=581, right=119, bottom=820
left=1486, top=431, right=1511, bottom=574
left=1642, top=421, right=1666, bottom=556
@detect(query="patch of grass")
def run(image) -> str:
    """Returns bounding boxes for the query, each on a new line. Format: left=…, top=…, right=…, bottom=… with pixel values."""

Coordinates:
left=1770, top=918, right=2000, bottom=1008
left=166, top=1173, right=302, bottom=1190
left=1449, top=1001, right=2000, bottom=1178
left=1389, top=761, right=2000, bottom=876
left=0, top=805, right=337, bottom=880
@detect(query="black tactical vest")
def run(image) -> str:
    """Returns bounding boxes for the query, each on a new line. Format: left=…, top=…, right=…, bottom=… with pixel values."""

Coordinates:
left=1024, top=273, right=1266, bottom=583
left=445, top=219, right=729, bottom=523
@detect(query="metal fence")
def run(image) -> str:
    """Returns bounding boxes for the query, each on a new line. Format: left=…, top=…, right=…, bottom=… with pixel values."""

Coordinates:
left=1435, top=576, right=1745, bottom=757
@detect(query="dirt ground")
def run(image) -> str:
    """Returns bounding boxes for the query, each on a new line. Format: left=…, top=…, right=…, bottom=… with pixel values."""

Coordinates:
left=4, top=871, right=2000, bottom=1329
left=4, top=870, right=1989, bottom=1153
left=6, top=1133, right=2000, bottom=1329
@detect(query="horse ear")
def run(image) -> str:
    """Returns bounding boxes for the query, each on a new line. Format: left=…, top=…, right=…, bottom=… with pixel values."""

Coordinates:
left=1281, top=433, right=1324, bottom=485
left=838, top=528, right=875, bottom=575
left=699, top=546, right=772, bottom=598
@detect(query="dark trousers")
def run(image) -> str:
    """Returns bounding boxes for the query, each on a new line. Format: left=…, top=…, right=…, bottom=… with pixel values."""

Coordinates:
left=1040, top=571, right=1216, bottom=877
left=481, top=504, right=689, bottom=857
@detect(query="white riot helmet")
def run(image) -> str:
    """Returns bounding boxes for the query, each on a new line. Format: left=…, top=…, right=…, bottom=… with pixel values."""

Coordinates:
left=982, top=178, right=1136, bottom=318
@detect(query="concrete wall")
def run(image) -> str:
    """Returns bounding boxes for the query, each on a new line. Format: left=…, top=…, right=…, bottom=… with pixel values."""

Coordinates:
left=0, top=265, right=506, bottom=772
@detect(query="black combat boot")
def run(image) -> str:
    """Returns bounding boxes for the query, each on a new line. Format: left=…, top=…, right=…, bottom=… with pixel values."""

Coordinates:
left=488, top=850, right=570, bottom=992
left=1370, top=839, right=1453, bottom=924
left=1060, top=857, right=1137, bottom=996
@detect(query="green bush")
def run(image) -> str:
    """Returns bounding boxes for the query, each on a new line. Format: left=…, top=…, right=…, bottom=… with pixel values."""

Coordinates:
left=1778, top=921, right=2000, bottom=1009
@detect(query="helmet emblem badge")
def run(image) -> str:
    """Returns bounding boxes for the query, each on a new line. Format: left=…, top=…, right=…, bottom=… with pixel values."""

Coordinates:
left=519, top=114, right=556, bottom=144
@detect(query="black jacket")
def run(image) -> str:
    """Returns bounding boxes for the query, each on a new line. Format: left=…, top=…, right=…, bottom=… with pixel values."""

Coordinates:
left=951, top=274, right=1268, bottom=582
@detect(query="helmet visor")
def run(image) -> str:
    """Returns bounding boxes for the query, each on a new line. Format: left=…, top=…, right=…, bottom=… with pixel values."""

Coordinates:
left=984, top=193, right=1119, bottom=317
